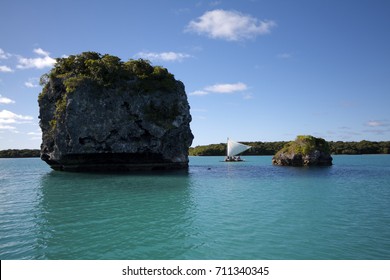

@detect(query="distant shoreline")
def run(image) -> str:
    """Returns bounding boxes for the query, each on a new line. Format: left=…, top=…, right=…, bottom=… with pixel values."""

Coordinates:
left=189, top=140, right=390, bottom=156
left=1, top=140, right=390, bottom=158
left=0, top=149, right=40, bottom=158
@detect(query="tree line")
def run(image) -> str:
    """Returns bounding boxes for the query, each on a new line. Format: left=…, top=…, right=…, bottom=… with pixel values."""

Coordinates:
left=189, top=140, right=390, bottom=156
left=0, top=149, right=40, bottom=158
left=1, top=140, right=389, bottom=158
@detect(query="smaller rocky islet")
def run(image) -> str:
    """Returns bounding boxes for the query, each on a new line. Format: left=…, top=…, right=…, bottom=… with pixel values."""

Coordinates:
left=272, top=135, right=333, bottom=166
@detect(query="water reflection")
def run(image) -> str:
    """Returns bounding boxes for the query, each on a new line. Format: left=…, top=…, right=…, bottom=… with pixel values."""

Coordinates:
left=37, top=170, right=196, bottom=259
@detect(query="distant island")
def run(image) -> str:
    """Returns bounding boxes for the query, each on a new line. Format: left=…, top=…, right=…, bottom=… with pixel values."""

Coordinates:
left=189, top=140, right=390, bottom=156
left=1, top=140, right=389, bottom=158
left=0, top=149, right=40, bottom=158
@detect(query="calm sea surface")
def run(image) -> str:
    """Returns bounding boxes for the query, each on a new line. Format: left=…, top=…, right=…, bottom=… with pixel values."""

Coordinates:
left=1, top=155, right=390, bottom=260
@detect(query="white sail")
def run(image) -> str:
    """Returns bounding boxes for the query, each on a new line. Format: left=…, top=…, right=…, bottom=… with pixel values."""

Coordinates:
left=227, top=138, right=251, bottom=157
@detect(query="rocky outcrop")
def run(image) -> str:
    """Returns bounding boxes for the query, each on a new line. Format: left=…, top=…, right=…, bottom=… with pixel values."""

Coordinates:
left=38, top=52, right=193, bottom=171
left=272, top=135, right=332, bottom=166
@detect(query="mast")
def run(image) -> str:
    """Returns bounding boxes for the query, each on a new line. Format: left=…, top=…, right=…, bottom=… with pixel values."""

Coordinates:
left=227, top=137, right=229, bottom=158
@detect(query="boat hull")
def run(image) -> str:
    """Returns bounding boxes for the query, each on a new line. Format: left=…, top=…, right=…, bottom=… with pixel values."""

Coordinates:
left=224, top=157, right=245, bottom=162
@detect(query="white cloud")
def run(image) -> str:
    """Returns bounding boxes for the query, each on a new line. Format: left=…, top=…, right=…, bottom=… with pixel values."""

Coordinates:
left=27, top=131, right=42, bottom=140
left=0, top=124, right=17, bottom=131
left=0, top=118, right=14, bottom=124
left=367, top=120, right=390, bottom=127
left=190, top=82, right=248, bottom=96
left=186, top=9, right=276, bottom=41
left=0, top=95, right=15, bottom=104
left=362, top=120, right=390, bottom=136
left=25, top=81, right=38, bottom=88
left=0, top=65, right=13, bottom=72
left=367, top=121, right=381, bottom=127
left=205, top=82, right=248, bottom=93
left=17, top=48, right=56, bottom=69
left=136, top=51, right=192, bottom=62
left=0, top=110, right=33, bottom=125
left=33, top=48, right=50, bottom=56
left=0, top=48, right=11, bottom=59
left=189, top=90, right=209, bottom=96
left=27, top=131, right=41, bottom=136
left=25, top=77, right=39, bottom=88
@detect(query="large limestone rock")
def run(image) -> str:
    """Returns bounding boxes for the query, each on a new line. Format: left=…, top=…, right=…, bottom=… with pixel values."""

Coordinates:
left=38, top=52, right=193, bottom=171
left=272, top=135, right=333, bottom=166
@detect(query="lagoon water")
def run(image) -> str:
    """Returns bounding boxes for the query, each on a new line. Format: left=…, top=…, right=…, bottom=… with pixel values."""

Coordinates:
left=1, top=155, right=390, bottom=259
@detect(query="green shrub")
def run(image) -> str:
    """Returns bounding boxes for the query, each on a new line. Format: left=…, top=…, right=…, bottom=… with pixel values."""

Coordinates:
left=54, top=95, right=67, bottom=119
left=277, top=135, right=330, bottom=156
left=40, top=53, right=177, bottom=97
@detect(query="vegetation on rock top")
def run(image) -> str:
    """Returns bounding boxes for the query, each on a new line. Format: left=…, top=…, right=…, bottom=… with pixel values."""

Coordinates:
left=275, top=135, right=330, bottom=156
left=39, top=52, right=176, bottom=97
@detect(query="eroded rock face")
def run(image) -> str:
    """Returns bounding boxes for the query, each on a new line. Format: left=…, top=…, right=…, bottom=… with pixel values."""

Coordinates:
left=272, top=151, right=333, bottom=166
left=38, top=53, right=193, bottom=171
left=272, top=135, right=333, bottom=166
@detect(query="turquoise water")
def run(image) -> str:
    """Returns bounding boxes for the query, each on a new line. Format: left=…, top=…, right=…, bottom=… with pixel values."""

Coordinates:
left=1, top=155, right=390, bottom=259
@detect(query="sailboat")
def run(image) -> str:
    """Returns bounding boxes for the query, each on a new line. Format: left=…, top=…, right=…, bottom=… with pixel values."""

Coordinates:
left=225, top=138, right=251, bottom=162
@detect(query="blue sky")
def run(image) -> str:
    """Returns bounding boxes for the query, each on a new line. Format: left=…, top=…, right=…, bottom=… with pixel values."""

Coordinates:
left=1, top=0, right=389, bottom=149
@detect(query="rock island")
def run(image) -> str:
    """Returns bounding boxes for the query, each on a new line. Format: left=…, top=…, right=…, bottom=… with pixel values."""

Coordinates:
left=272, top=135, right=333, bottom=166
left=39, top=52, right=193, bottom=171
